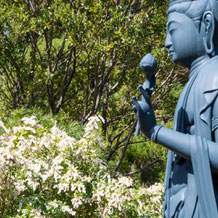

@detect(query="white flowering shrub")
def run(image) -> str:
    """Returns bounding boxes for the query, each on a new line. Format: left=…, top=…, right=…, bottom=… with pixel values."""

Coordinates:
left=0, top=115, right=163, bottom=217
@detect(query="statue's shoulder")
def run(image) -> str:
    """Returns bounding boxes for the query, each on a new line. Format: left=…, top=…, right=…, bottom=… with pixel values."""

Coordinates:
left=199, top=56, right=218, bottom=90
left=198, top=57, right=218, bottom=125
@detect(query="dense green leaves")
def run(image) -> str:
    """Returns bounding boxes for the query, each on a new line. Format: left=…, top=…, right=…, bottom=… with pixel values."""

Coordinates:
left=0, top=0, right=187, bottom=181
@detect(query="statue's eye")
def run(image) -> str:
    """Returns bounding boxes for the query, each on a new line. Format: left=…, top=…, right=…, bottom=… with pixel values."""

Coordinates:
left=169, top=28, right=175, bottom=35
left=168, top=22, right=177, bottom=35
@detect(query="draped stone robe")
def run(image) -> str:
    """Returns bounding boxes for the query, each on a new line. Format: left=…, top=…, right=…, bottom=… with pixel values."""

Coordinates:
left=163, top=56, right=218, bottom=218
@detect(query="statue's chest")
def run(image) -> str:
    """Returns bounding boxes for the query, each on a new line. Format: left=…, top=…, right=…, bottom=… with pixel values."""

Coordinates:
left=174, top=78, right=196, bottom=134
left=184, top=86, right=195, bottom=134
left=170, top=79, right=196, bottom=196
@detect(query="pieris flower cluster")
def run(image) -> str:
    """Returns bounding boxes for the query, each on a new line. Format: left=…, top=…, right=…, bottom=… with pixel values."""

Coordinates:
left=0, top=115, right=163, bottom=217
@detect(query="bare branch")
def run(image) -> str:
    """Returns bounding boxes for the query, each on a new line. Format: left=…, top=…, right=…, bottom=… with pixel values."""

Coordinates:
left=114, top=119, right=136, bottom=171
left=56, top=46, right=76, bottom=113
left=107, top=113, right=134, bottom=124
left=29, top=0, right=36, bottom=13
left=52, top=37, right=66, bottom=73
left=123, top=158, right=160, bottom=176
left=153, top=66, right=176, bottom=97
left=109, top=64, right=127, bottom=94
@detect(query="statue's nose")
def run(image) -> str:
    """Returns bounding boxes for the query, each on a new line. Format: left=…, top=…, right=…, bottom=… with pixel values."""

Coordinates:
left=165, top=32, right=172, bottom=49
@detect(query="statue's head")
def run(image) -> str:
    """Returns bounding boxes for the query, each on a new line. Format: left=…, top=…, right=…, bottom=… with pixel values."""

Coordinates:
left=165, top=0, right=218, bottom=67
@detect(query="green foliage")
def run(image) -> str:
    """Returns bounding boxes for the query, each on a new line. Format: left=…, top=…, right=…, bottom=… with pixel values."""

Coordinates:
left=0, top=0, right=173, bottom=117
left=0, top=0, right=185, bottom=193
left=0, top=107, right=84, bottom=139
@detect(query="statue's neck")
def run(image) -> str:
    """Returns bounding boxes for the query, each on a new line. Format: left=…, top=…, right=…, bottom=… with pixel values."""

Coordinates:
left=189, top=55, right=210, bottom=78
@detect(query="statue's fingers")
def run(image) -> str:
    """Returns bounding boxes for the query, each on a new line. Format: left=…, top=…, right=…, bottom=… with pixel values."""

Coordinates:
left=132, top=105, right=137, bottom=113
left=139, top=85, right=150, bottom=101
left=132, top=96, right=141, bottom=110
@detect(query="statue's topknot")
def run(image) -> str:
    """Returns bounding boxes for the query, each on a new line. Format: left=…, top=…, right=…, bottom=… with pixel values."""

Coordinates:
left=169, top=0, right=197, bottom=7
left=169, top=0, right=218, bottom=6
left=167, top=0, right=218, bottom=21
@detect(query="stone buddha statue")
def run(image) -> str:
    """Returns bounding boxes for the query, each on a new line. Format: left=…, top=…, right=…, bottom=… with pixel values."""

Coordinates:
left=133, top=0, right=218, bottom=217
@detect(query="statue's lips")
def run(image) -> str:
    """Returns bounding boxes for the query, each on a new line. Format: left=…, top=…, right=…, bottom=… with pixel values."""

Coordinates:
left=169, top=50, right=174, bottom=56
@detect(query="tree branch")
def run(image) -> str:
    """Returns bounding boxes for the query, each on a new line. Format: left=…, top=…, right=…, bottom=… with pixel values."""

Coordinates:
left=123, top=158, right=160, bottom=176
left=114, top=119, right=136, bottom=171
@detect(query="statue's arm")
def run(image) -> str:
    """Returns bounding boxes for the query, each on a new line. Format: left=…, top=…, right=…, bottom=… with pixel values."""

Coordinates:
left=155, top=126, right=218, bottom=172
left=155, top=126, right=191, bottom=160
left=155, top=88, right=218, bottom=172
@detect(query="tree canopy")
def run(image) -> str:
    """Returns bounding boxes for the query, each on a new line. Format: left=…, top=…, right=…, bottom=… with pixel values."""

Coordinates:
left=0, top=0, right=188, bottom=181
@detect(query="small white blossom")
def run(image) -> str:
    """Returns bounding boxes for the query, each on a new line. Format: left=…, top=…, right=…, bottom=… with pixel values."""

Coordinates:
left=48, top=201, right=59, bottom=208
left=29, top=208, right=44, bottom=217
left=118, top=176, right=133, bottom=187
left=62, top=205, right=76, bottom=215
left=21, top=116, right=37, bottom=126
left=0, top=120, right=9, bottom=133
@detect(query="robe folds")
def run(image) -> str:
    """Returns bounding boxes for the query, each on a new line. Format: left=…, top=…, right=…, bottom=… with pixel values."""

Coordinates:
left=163, top=56, right=218, bottom=218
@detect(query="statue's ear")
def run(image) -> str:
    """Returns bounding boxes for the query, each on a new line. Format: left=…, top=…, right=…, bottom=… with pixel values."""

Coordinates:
left=203, top=11, right=215, bottom=55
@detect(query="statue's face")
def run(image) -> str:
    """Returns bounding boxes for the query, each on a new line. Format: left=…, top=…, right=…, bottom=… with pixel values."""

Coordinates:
left=165, top=12, right=205, bottom=67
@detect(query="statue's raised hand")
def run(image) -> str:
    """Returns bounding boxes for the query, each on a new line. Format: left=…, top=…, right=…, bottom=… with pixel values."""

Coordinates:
left=133, top=85, right=156, bottom=138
